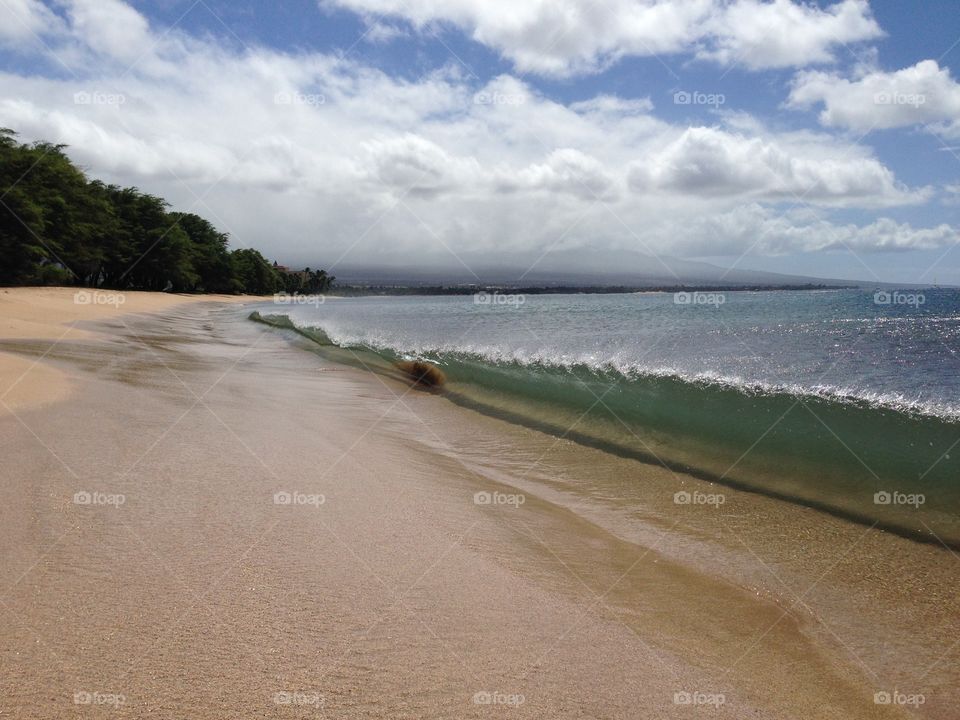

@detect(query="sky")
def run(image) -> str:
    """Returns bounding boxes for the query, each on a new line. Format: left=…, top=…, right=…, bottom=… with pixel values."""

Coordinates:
left=1, top=0, right=959, bottom=284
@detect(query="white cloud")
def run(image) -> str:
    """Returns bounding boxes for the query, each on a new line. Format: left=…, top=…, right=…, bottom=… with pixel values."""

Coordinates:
left=0, top=0, right=63, bottom=42
left=700, top=0, right=882, bottom=70
left=496, top=148, right=620, bottom=201
left=362, top=21, right=407, bottom=44
left=789, top=60, right=960, bottom=136
left=321, top=0, right=881, bottom=76
left=64, top=0, right=152, bottom=63
left=649, top=204, right=960, bottom=256
left=570, top=95, right=654, bottom=116
left=627, top=126, right=927, bottom=207
left=363, top=133, right=481, bottom=196
left=943, top=184, right=960, bottom=206
left=0, top=0, right=950, bottom=271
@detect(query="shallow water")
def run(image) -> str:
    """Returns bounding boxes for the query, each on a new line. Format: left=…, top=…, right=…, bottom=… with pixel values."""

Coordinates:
left=260, top=289, right=960, bottom=545
left=247, top=300, right=960, bottom=718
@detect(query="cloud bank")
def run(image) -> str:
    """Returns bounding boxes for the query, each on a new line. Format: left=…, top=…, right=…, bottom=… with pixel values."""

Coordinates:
left=0, top=0, right=954, bottom=276
left=323, top=0, right=882, bottom=76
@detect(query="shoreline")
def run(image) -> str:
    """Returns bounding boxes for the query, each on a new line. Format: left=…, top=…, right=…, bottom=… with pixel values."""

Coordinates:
left=0, top=291, right=955, bottom=717
left=252, top=307, right=960, bottom=549
left=0, top=287, right=264, bottom=414
left=258, top=306, right=959, bottom=716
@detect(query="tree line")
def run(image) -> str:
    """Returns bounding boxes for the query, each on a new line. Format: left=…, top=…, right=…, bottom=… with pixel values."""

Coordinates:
left=0, top=129, right=333, bottom=295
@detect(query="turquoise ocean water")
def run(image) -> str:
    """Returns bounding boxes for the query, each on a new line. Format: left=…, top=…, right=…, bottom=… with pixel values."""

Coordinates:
left=254, top=288, right=960, bottom=545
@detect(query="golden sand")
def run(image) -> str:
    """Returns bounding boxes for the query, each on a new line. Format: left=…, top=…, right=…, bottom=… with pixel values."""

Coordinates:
left=0, top=291, right=953, bottom=718
left=0, top=286, right=259, bottom=340
left=0, top=287, right=259, bottom=415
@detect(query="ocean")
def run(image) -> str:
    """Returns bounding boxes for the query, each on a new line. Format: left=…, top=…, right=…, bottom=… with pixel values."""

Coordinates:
left=253, top=288, right=960, bottom=546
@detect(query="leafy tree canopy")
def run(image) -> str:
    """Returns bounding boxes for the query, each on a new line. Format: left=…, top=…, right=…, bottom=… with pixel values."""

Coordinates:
left=0, top=129, right=333, bottom=295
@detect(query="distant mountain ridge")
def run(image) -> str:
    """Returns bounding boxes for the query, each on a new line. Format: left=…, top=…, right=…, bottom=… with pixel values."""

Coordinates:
left=322, top=248, right=923, bottom=289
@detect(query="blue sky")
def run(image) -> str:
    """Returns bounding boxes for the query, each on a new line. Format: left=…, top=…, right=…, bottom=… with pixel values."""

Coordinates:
left=2, top=0, right=959, bottom=284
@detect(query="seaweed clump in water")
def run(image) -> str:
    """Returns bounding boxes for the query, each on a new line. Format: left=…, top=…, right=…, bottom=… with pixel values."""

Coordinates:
left=396, top=360, right=446, bottom=388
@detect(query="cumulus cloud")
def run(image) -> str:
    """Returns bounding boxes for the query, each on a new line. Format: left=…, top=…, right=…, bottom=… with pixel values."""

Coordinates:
left=648, top=204, right=960, bottom=256
left=363, top=134, right=481, bottom=196
left=321, top=0, right=881, bottom=76
left=627, top=126, right=927, bottom=206
left=496, top=149, right=620, bottom=201
left=0, top=0, right=951, bottom=271
left=700, top=0, right=882, bottom=70
left=789, top=60, right=960, bottom=136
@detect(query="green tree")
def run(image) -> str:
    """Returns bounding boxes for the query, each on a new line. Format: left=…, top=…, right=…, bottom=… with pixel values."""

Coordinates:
left=230, top=248, right=282, bottom=294
left=0, top=128, right=335, bottom=294
left=170, top=212, right=233, bottom=292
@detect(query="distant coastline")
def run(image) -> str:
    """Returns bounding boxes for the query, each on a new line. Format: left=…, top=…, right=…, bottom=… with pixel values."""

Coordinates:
left=330, top=282, right=856, bottom=297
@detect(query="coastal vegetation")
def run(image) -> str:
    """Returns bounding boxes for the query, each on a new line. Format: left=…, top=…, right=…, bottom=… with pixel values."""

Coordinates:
left=0, top=129, right=333, bottom=295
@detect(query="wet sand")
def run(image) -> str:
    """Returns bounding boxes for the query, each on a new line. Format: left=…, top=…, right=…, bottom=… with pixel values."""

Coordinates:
left=0, top=287, right=254, bottom=414
left=0, top=293, right=955, bottom=718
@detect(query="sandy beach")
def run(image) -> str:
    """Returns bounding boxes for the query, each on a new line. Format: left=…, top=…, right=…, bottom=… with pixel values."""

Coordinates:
left=0, top=288, right=252, bottom=413
left=0, top=288, right=956, bottom=719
